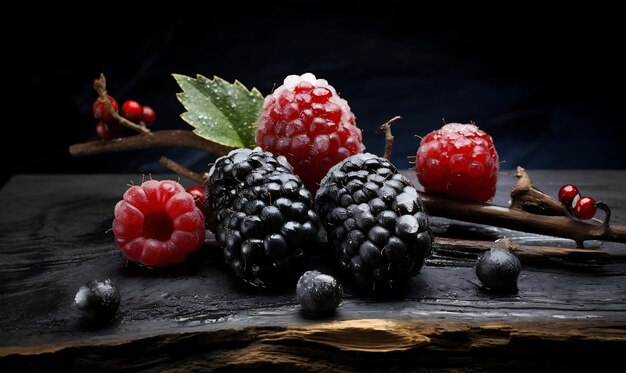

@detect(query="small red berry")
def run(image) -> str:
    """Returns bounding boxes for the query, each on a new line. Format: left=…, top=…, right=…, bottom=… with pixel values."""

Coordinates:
left=93, top=95, right=118, bottom=123
left=96, top=121, right=111, bottom=140
left=142, top=105, right=156, bottom=126
left=558, top=184, right=580, bottom=207
left=186, top=186, right=205, bottom=212
left=121, top=100, right=144, bottom=123
left=113, top=179, right=206, bottom=266
left=573, top=196, right=597, bottom=220
left=96, top=121, right=125, bottom=140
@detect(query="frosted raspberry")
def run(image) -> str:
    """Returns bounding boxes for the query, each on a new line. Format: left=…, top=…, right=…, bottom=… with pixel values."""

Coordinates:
left=415, top=123, right=499, bottom=202
left=113, top=179, right=205, bottom=266
left=256, top=73, right=364, bottom=191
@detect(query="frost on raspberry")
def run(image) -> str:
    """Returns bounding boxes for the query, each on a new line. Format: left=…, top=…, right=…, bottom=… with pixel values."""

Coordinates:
left=113, top=179, right=206, bottom=266
left=256, top=73, right=364, bottom=192
left=415, top=123, right=499, bottom=203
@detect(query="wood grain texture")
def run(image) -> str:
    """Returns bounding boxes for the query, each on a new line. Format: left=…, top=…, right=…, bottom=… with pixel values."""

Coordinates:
left=2, top=320, right=625, bottom=371
left=1, top=171, right=625, bottom=370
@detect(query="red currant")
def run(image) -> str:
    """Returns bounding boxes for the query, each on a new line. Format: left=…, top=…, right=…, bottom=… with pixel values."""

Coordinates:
left=558, top=184, right=580, bottom=207
left=186, top=186, right=205, bottom=212
left=142, top=105, right=156, bottom=126
left=92, top=95, right=118, bottom=123
left=573, top=196, right=596, bottom=220
left=96, top=121, right=111, bottom=140
left=121, top=100, right=143, bottom=123
left=96, top=121, right=125, bottom=140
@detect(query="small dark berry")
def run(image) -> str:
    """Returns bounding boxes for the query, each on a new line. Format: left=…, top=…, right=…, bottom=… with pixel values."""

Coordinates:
left=475, top=249, right=521, bottom=293
left=75, top=279, right=121, bottom=324
left=296, top=270, right=342, bottom=315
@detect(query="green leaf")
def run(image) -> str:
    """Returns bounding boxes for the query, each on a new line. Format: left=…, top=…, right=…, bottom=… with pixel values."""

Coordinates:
left=173, top=74, right=263, bottom=148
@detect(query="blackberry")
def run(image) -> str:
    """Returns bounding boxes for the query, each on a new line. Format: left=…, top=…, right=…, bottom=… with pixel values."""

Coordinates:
left=207, top=148, right=321, bottom=287
left=316, top=153, right=433, bottom=291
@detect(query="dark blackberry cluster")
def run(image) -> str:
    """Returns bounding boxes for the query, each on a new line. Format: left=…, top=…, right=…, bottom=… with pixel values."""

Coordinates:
left=207, top=148, right=321, bottom=287
left=315, top=153, right=433, bottom=291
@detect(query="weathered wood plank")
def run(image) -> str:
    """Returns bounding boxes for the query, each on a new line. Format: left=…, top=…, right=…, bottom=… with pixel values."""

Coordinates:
left=2, top=320, right=625, bottom=371
left=0, top=172, right=625, bottom=368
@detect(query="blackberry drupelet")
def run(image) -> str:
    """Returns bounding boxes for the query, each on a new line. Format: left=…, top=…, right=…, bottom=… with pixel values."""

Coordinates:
left=315, top=153, right=433, bottom=292
left=207, top=148, right=321, bottom=287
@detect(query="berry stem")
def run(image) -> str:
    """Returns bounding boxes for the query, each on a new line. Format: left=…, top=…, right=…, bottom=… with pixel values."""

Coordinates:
left=377, top=116, right=402, bottom=160
left=68, top=130, right=234, bottom=157
left=93, top=74, right=151, bottom=135
left=510, top=167, right=571, bottom=216
left=595, top=201, right=611, bottom=227
left=158, top=156, right=207, bottom=185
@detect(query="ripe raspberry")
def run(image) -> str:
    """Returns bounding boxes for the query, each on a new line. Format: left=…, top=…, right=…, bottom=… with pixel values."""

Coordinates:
left=113, top=179, right=205, bottom=267
left=416, top=123, right=499, bottom=203
left=207, top=148, right=321, bottom=288
left=92, top=95, right=118, bottom=123
left=256, top=73, right=364, bottom=192
left=316, top=153, right=433, bottom=292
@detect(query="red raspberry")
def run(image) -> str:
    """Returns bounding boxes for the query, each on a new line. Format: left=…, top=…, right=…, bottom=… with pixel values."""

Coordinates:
left=415, top=123, right=499, bottom=202
left=142, top=105, right=156, bottom=126
left=121, top=100, right=144, bottom=123
left=93, top=95, right=118, bottom=123
left=256, top=73, right=364, bottom=191
left=113, top=179, right=206, bottom=266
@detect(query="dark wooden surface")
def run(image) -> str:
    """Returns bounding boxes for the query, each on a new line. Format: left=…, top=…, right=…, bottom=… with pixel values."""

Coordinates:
left=1, top=171, right=625, bottom=371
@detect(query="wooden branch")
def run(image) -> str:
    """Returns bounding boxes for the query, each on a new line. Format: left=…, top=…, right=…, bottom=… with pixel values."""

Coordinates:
left=510, top=166, right=570, bottom=216
left=93, top=74, right=150, bottom=134
left=158, top=156, right=207, bottom=185
left=69, top=130, right=233, bottom=157
left=433, top=237, right=610, bottom=262
left=201, top=232, right=610, bottom=263
left=419, top=192, right=626, bottom=246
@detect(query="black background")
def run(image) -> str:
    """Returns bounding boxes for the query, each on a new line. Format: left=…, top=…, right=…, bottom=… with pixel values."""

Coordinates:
left=6, top=8, right=625, bottom=187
